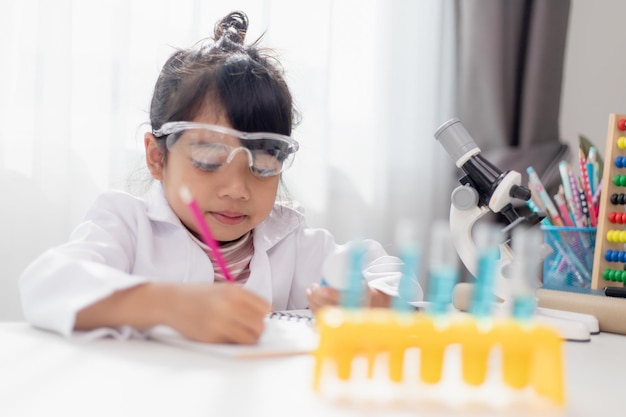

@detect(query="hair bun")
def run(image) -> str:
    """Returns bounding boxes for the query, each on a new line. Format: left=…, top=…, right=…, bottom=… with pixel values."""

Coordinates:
left=214, top=11, right=248, bottom=45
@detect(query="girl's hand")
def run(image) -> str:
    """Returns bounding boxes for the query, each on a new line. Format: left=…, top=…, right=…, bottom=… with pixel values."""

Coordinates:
left=306, top=283, right=341, bottom=312
left=306, top=283, right=390, bottom=312
left=75, top=282, right=270, bottom=345
left=166, top=283, right=271, bottom=345
left=367, top=287, right=391, bottom=308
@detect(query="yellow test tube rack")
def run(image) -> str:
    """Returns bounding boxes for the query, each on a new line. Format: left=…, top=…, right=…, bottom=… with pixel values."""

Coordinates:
left=313, top=307, right=565, bottom=406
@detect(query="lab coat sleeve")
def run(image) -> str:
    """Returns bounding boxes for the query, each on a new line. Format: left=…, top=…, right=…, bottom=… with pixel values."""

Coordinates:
left=19, top=192, right=151, bottom=338
left=354, top=239, right=424, bottom=302
left=363, top=253, right=424, bottom=302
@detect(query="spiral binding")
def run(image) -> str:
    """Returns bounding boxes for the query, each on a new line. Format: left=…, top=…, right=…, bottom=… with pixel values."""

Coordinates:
left=268, top=310, right=315, bottom=323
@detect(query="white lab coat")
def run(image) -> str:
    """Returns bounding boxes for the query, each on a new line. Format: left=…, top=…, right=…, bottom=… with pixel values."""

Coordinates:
left=19, top=183, right=422, bottom=339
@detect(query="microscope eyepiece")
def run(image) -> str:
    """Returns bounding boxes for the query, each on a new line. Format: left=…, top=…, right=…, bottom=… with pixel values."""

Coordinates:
left=434, top=118, right=480, bottom=167
left=435, top=118, right=532, bottom=215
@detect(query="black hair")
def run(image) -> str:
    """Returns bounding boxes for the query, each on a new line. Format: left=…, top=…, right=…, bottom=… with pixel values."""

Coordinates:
left=150, top=11, right=297, bottom=145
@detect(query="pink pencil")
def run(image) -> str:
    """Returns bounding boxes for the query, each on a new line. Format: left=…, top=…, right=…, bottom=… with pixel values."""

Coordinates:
left=554, top=188, right=574, bottom=227
left=179, top=186, right=234, bottom=282
left=578, top=148, right=597, bottom=226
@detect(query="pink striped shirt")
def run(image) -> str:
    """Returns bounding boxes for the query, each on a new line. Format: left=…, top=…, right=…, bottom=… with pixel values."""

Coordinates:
left=189, top=231, right=254, bottom=283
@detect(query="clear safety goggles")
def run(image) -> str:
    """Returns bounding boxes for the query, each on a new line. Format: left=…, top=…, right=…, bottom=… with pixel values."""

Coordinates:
left=153, top=121, right=299, bottom=177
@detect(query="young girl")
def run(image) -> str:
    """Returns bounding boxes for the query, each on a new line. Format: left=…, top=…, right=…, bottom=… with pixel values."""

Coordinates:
left=19, top=11, right=422, bottom=345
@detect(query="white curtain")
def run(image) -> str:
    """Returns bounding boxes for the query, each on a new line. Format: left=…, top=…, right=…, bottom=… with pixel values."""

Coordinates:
left=0, top=0, right=455, bottom=320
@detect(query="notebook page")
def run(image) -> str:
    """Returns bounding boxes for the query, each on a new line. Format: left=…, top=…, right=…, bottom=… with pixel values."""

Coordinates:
left=148, top=312, right=318, bottom=358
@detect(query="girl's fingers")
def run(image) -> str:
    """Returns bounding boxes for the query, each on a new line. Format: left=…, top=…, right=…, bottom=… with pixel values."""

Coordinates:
left=306, top=283, right=341, bottom=311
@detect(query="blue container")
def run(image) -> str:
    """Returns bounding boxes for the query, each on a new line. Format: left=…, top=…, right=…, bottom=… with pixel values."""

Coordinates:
left=541, top=226, right=596, bottom=290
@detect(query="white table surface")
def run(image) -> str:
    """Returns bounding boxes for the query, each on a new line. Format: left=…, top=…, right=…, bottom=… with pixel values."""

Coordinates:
left=1, top=322, right=625, bottom=417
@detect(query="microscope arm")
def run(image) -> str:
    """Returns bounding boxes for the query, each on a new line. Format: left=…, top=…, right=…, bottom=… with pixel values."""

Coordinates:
left=449, top=200, right=485, bottom=278
left=449, top=187, right=515, bottom=302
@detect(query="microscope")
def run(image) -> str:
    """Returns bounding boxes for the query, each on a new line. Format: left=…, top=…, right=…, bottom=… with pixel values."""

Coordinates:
left=434, top=118, right=598, bottom=341
left=434, top=118, right=540, bottom=300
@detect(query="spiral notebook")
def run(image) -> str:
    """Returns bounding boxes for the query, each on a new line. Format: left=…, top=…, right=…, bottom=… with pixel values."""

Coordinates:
left=148, top=309, right=317, bottom=358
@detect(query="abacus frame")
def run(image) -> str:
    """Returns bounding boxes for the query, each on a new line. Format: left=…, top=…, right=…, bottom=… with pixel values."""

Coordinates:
left=591, top=113, right=626, bottom=289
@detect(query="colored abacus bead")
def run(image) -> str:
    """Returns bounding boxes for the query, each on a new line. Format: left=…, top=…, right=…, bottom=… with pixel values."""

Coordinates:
left=606, top=250, right=615, bottom=262
left=609, top=212, right=617, bottom=223
left=617, top=156, right=626, bottom=168
left=611, top=230, right=622, bottom=242
left=619, top=118, right=626, bottom=131
left=611, top=250, right=619, bottom=262
left=619, top=137, right=626, bottom=149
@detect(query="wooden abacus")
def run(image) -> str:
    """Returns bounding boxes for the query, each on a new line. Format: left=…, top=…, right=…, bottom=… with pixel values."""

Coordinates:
left=591, top=113, right=626, bottom=289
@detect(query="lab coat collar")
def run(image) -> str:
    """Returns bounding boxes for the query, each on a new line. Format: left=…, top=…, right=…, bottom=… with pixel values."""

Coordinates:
left=145, top=182, right=183, bottom=226
left=254, top=203, right=304, bottom=251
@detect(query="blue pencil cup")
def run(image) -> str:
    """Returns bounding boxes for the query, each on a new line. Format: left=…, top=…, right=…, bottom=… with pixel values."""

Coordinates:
left=541, top=226, right=597, bottom=290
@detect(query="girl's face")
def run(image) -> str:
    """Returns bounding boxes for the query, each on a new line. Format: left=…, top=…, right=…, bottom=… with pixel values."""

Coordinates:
left=145, top=109, right=280, bottom=243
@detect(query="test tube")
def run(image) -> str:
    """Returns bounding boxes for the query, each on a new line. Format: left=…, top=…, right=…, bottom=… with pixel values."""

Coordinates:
left=470, top=223, right=503, bottom=317
left=427, top=220, right=459, bottom=315
left=510, top=226, right=543, bottom=320
left=392, top=218, right=422, bottom=312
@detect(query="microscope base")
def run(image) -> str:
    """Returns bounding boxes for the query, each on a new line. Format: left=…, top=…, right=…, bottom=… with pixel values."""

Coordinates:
left=451, top=282, right=598, bottom=342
